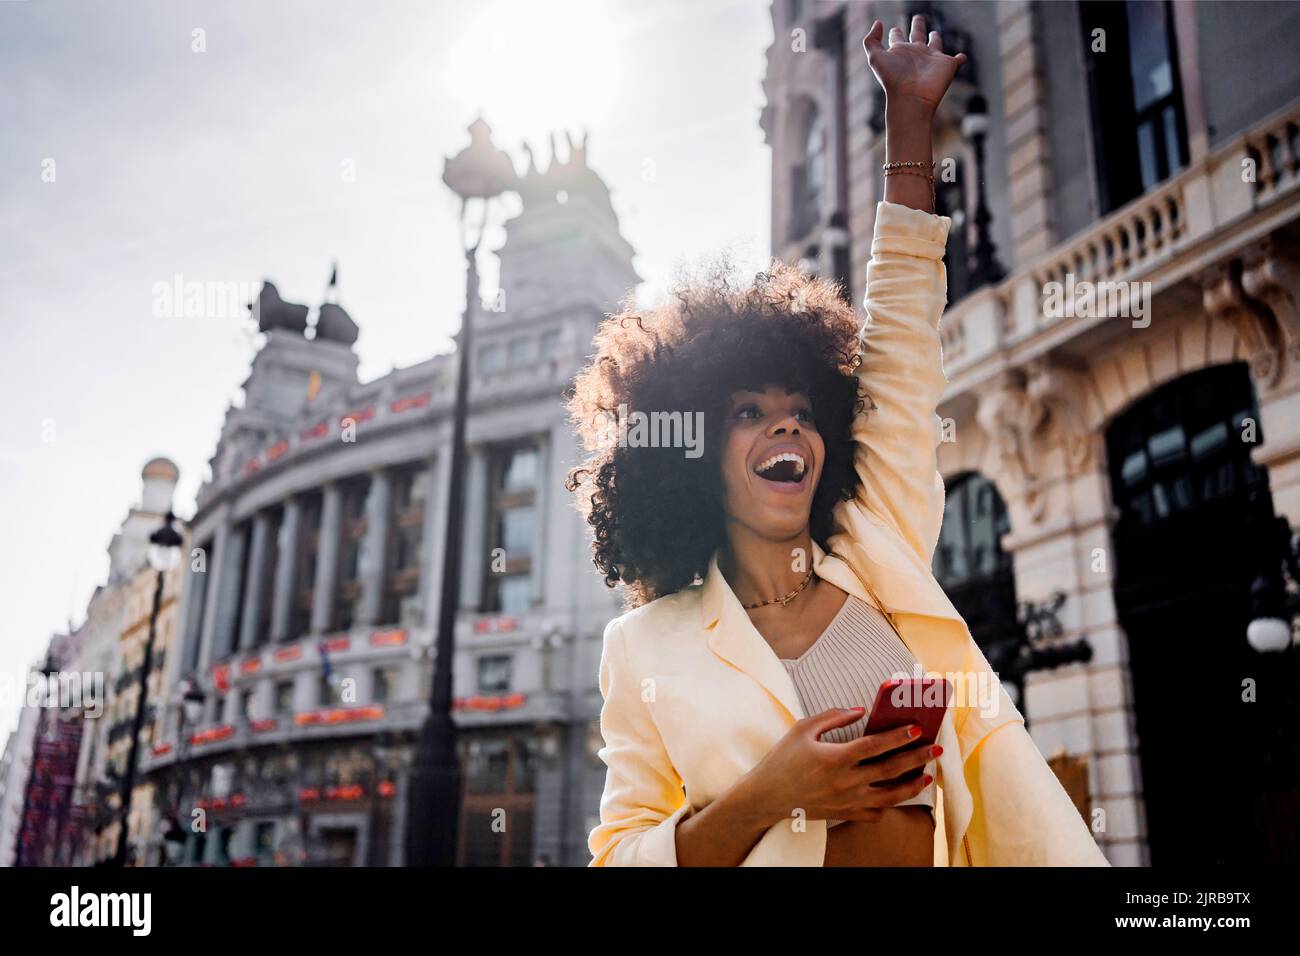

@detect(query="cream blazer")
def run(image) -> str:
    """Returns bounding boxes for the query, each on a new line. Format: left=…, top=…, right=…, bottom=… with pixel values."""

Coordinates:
left=588, top=200, right=1110, bottom=867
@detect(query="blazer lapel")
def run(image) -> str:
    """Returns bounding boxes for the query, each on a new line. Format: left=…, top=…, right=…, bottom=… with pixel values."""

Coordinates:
left=699, top=553, right=806, bottom=723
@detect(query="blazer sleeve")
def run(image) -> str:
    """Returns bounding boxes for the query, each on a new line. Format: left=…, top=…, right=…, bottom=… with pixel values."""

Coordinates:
left=588, top=617, right=693, bottom=866
left=848, top=200, right=953, bottom=568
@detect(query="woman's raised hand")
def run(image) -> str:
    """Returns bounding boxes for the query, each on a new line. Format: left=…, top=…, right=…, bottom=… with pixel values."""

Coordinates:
left=863, top=14, right=967, bottom=116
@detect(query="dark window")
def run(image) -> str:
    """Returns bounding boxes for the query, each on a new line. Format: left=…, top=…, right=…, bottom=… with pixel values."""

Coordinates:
left=483, top=444, right=539, bottom=614
left=255, top=507, right=283, bottom=646
left=382, top=464, right=431, bottom=625
left=224, top=522, right=253, bottom=658
left=936, top=167, right=972, bottom=303
left=1080, top=0, right=1188, bottom=212
left=319, top=673, right=339, bottom=707
left=254, top=822, right=276, bottom=866
left=477, top=655, right=512, bottom=694
left=1106, top=363, right=1267, bottom=527
left=333, top=476, right=371, bottom=631
left=274, top=680, right=294, bottom=716
left=933, top=472, right=1018, bottom=657
left=372, top=667, right=400, bottom=704
left=789, top=105, right=826, bottom=241
left=291, top=492, right=323, bottom=640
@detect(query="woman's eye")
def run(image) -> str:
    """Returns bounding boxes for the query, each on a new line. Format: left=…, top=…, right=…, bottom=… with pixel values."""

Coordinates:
left=795, top=407, right=815, bottom=423
left=735, top=404, right=761, bottom=420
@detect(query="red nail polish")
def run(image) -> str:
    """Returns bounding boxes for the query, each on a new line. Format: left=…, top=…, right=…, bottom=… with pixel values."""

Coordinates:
left=907, top=725, right=922, bottom=738
left=922, top=773, right=933, bottom=785
left=930, top=745, right=943, bottom=757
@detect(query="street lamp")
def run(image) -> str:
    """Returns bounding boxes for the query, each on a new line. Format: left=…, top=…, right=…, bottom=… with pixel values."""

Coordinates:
left=961, top=94, right=1005, bottom=290
left=405, top=118, right=518, bottom=867
left=1247, top=516, right=1299, bottom=653
left=159, top=675, right=205, bottom=865
left=112, top=510, right=182, bottom=866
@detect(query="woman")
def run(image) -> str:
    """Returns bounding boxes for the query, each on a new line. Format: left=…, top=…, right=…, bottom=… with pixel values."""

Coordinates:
left=567, top=16, right=1109, bottom=867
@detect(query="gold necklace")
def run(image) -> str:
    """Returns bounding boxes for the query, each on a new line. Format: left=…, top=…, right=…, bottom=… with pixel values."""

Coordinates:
left=741, top=569, right=815, bottom=610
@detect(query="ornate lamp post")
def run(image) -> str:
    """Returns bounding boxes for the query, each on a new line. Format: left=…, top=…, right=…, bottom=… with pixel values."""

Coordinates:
left=112, top=510, right=183, bottom=866
left=961, top=94, right=1005, bottom=290
left=405, top=118, right=517, bottom=867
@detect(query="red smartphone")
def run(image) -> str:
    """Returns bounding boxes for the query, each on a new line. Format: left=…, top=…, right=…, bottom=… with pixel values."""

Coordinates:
left=858, top=677, right=952, bottom=785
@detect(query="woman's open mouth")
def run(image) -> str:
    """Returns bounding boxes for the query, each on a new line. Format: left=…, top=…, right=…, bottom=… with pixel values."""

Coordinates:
left=753, top=451, right=809, bottom=494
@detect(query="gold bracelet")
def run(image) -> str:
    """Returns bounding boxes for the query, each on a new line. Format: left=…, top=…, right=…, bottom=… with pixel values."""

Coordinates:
left=882, top=160, right=935, bottom=171
left=882, top=166, right=936, bottom=210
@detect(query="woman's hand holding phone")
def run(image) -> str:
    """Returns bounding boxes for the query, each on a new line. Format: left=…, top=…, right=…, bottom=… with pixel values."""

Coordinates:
left=743, top=707, right=939, bottom=824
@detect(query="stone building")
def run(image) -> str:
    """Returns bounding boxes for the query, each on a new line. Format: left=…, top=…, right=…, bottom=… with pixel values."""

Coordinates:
left=66, top=457, right=184, bottom=865
left=143, top=129, right=637, bottom=866
left=763, top=0, right=1300, bottom=865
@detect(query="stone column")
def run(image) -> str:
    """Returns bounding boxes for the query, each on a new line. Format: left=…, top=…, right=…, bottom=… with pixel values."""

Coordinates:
left=237, top=512, right=271, bottom=651
left=270, top=497, right=302, bottom=642
left=311, top=482, right=343, bottom=634
left=998, top=0, right=1055, bottom=266
left=357, top=469, right=393, bottom=627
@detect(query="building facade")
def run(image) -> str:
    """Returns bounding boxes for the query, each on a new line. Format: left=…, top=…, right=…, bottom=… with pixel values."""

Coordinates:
left=63, top=458, right=185, bottom=866
left=763, top=0, right=1300, bottom=865
left=144, top=131, right=638, bottom=866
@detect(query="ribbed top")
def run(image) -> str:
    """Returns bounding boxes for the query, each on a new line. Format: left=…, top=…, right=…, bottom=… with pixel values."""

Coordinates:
left=779, top=593, right=936, bottom=826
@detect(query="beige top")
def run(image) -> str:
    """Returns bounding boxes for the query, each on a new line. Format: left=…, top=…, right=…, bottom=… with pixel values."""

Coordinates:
left=779, top=593, right=937, bottom=827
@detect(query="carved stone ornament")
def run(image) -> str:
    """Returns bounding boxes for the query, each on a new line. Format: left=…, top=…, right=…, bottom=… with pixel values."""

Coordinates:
left=1202, top=260, right=1281, bottom=389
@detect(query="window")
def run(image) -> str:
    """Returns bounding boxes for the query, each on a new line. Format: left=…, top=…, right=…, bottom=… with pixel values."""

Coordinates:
left=1081, top=1, right=1188, bottom=212
left=539, top=328, right=561, bottom=358
left=478, top=344, right=504, bottom=374
left=382, top=464, right=431, bottom=625
left=936, top=168, right=972, bottom=302
left=319, top=674, right=339, bottom=707
left=333, top=476, right=371, bottom=631
left=255, top=507, right=283, bottom=646
left=507, top=337, right=536, bottom=367
left=274, top=680, right=294, bottom=716
left=372, top=667, right=400, bottom=704
left=215, top=826, right=233, bottom=866
left=239, top=688, right=256, bottom=722
left=789, top=105, right=826, bottom=240
left=477, top=655, right=512, bottom=694
left=291, top=492, right=323, bottom=640
left=934, top=473, right=1013, bottom=589
left=933, top=473, right=1018, bottom=657
left=483, top=444, right=539, bottom=613
left=1106, top=363, right=1267, bottom=527
left=254, top=822, right=276, bottom=866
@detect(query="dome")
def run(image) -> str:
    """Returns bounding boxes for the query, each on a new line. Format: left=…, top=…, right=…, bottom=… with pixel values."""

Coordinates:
left=142, top=457, right=179, bottom=483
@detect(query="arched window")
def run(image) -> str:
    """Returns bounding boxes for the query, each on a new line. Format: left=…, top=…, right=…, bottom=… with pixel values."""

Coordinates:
left=933, top=472, right=1016, bottom=653
left=789, top=104, right=826, bottom=240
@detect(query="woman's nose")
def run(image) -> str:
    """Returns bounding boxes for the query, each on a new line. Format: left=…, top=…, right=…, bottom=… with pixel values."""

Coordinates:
left=769, top=414, right=801, bottom=436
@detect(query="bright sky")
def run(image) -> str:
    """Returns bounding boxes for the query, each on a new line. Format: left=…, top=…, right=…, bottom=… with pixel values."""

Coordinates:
left=0, top=0, right=774, bottom=742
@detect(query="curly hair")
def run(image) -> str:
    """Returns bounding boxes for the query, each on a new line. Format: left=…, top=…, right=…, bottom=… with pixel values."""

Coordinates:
left=565, top=259, right=866, bottom=609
